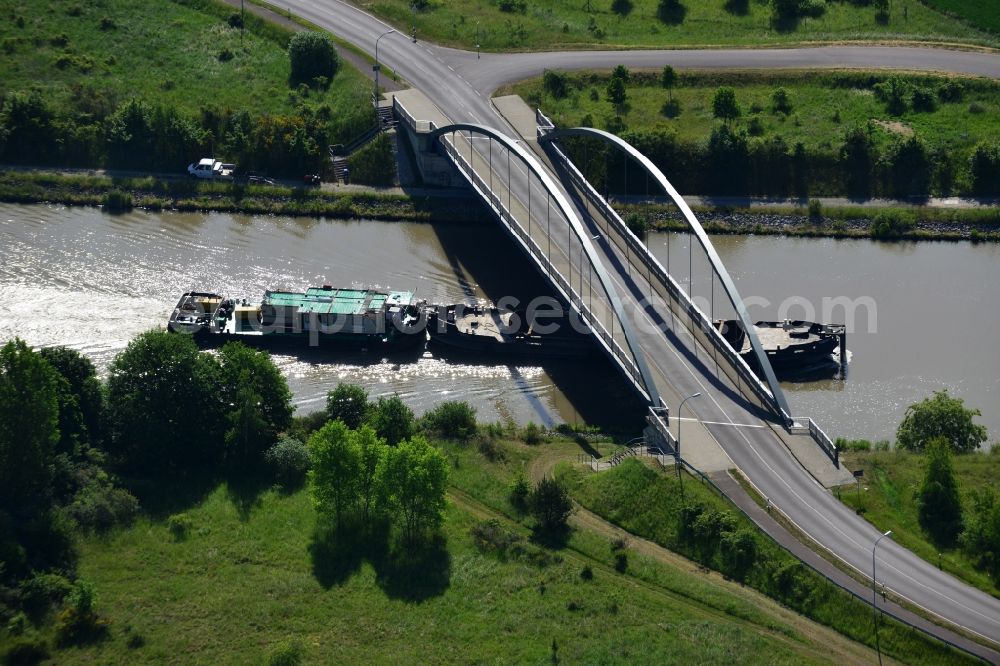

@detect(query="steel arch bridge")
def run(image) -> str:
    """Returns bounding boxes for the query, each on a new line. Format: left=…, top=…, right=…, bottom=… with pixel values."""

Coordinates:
left=538, top=126, right=792, bottom=422
left=427, top=122, right=662, bottom=407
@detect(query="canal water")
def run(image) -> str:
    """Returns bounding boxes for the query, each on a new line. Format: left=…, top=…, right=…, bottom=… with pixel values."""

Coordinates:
left=0, top=203, right=638, bottom=429
left=0, top=203, right=996, bottom=442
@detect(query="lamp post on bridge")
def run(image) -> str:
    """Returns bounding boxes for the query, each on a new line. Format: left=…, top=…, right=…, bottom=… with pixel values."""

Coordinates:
left=373, top=29, right=396, bottom=108
left=872, top=530, right=892, bottom=666
left=676, top=392, right=701, bottom=473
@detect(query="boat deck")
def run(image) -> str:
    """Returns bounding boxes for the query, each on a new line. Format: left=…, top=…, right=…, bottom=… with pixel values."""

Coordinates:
left=454, top=310, right=510, bottom=342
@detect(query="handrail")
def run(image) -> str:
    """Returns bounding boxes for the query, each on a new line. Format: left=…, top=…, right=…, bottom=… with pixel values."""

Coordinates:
left=539, top=125, right=794, bottom=426
left=541, top=134, right=781, bottom=418
left=436, top=131, right=650, bottom=396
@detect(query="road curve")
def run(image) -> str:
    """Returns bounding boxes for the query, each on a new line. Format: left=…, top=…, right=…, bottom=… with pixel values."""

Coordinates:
left=282, top=0, right=1000, bottom=652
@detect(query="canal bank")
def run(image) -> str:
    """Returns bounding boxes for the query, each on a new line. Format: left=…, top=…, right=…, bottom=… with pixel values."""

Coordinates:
left=3, top=168, right=1000, bottom=242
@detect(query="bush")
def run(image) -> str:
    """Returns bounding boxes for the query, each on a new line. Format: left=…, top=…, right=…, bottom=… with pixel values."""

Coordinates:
left=911, top=87, right=937, bottom=112
left=747, top=116, right=765, bottom=137
left=543, top=71, right=569, bottom=100
left=66, top=483, right=139, bottom=533
left=937, top=81, right=964, bottom=103
left=217, top=48, right=234, bottom=63
left=522, top=422, right=544, bottom=445
left=54, top=580, right=109, bottom=647
left=969, top=142, right=1000, bottom=196
left=102, top=189, right=132, bottom=213
left=869, top=211, right=916, bottom=239
left=228, top=12, right=244, bottom=29
left=288, top=32, right=338, bottom=87
left=264, top=436, right=311, bottom=487
left=267, top=640, right=304, bottom=666
left=19, top=573, right=72, bottom=621
left=807, top=199, right=822, bottom=220
left=508, top=474, right=530, bottom=514
left=470, top=519, right=522, bottom=555
left=347, top=133, right=395, bottom=186
left=580, top=565, right=594, bottom=580
left=611, top=0, right=633, bottom=15
left=624, top=212, right=650, bottom=238
left=421, top=401, right=477, bottom=440
left=498, top=0, right=527, bottom=12
left=771, top=87, right=793, bottom=115
left=917, top=438, right=963, bottom=547
left=2, top=634, right=50, bottom=665
left=166, top=513, right=193, bottom=541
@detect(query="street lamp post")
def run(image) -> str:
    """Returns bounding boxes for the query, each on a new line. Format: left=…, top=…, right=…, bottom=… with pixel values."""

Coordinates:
left=373, top=29, right=396, bottom=106
left=676, top=392, right=701, bottom=470
left=872, top=530, right=892, bottom=666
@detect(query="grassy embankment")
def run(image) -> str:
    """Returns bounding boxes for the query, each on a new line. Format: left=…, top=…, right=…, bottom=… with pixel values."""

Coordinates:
left=48, top=434, right=973, bottom=664
left=0, top=0, right=367, bottom=123
left=836, top=448, right=1000, bottom=599
left=920, top=0, right=1000, bottom=34
left=364, top=0, right=996, bottom=50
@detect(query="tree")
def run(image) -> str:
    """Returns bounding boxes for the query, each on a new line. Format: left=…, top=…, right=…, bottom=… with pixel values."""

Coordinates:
left=917, top=438, right=963, bottom=547
left=840, top=126, right=876, bottom=199
left=660, top=65, right=677, bottom=101
left=961, top=488, right=1000, bottom=581
left=529, top=477, right=573, bottom=533
left=657, top=0, right=686, bottom=25
left=326, top=383, right=370, bottom=429
left=0, top=91, right=59, bottom=165
left=106, top=330, right=223, bottom=473
left=610, top=64, right=630, bottom=84
left=106, top=98, right=154, bottom=169
left=0, top=340, right=60, bottom=515
left=969, top=142, right=1000, bottom=197
left=720, top=528, right=757, bottom=582
left=896, top=390, right=987, bottom=454
left=381, top=436, right=449, bottom=542
left=354, top=425, right=387, bottom=523
left=368, top=394, right=414, bottom=446
left=712, top=87, right=741, bottom=125
left=888, top=136, right=931, bottom=198
left=606, top=77, right=627, bottom=118
left=542, top=70, right=569, bottom=100
left=288, top=32, right=339, bottom=87
left=38, top=347, right=105, bottom=451
left=309, top=420, right=361, bottom=528
left=218, top=342, right=293, bottom=463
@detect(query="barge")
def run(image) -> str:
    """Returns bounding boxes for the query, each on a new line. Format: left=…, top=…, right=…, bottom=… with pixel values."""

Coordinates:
left=169, top=286, right=425, bottom=349
left=716, top=319, right=846, bottom=377
left=427, top=304, right=596, bottom=358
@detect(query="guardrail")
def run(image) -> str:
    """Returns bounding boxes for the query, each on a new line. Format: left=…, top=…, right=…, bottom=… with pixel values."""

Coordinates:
left=538, top=113, right=847, bottom=469
left=539, top=123, right=780, bottom=416
left=436, top=130, right=647, bottom=394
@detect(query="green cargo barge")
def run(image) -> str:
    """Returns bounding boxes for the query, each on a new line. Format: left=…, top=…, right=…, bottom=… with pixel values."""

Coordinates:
left=168, top=285, right=425, bottom=349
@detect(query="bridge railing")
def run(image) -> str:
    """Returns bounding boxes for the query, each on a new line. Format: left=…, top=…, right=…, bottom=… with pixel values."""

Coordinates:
left=436, top=129, right=647, bottom=394
left=788, top=416, right=839, bottom=467
left=538, top=121, right=781, bottom=420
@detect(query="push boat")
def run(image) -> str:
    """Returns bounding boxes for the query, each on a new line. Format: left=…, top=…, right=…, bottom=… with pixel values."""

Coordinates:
left=715, top=319, right=846, bottom=377
left=169, top=286, right=425, bottom=349
left=426, top=304, right=596, bottom=358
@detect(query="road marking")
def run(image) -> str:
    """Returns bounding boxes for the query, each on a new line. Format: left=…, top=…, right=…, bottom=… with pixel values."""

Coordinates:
left=672, top=417, right=764, bottom=428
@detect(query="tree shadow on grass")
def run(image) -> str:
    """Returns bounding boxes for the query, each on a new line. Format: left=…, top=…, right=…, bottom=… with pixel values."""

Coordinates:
left=530, top=524, right=571, bottom=551
left=124, top=470, right=220, bottom=520
left=657, top=0, right=687, bottom=25
left=373, top=534, right=451, bottom=603
left=224, top=468, right=276, bottom=522
left=308, top=522, right=366, bottom=589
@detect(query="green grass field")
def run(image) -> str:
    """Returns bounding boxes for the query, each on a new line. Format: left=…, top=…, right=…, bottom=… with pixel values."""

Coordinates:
left=39, top=436, right=888, bottom=664
left=361, top=0, right=996, bottom=50
left=0, top=0, right=369, bottom=117
left=921, top=0, right=1000, bottom=33
left=838, top=449, right=1000, bottom=598
left=513, top=70, right=1000, bottom=156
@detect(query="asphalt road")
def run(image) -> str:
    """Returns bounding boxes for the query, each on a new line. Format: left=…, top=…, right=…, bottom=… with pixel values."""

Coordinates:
left=283, top=0, right=1000, bottom=651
